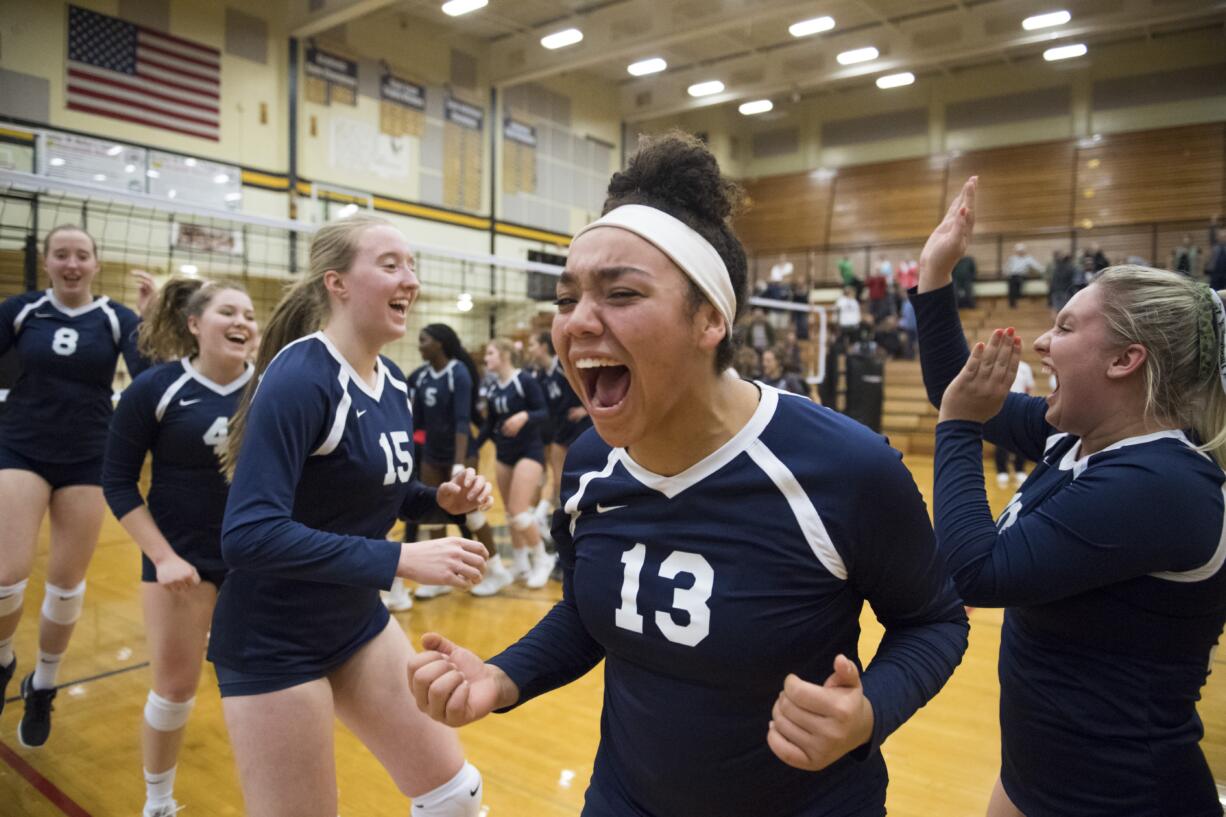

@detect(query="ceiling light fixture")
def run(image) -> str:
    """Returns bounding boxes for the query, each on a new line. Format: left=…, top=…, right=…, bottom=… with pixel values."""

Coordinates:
left=337, top=203, right=359, bottom=217
left=441, top=0, right=487, bottom=16
left=628, top=57, right=667, bottom=76
left=688, top=80, right=724, bottom=97
left=837, top=46, right=879, bottom=65
left=541, top=28, right=583, bottom=49
left=1023, top=10, right=1071, bottom=30
left=1044, top=43, right=1086, bottom=61
left=738, top=99, right=773, bottom=115
left=876, top=71, right=915, bottom=89
left=789, top=16, right=835, bottom=38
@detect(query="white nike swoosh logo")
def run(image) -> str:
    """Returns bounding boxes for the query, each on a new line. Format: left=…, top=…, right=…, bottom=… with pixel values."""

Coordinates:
left=356, top=409, right=368, bottom=417
left=178, top=398, right=201, bottom=406
left=596, top=503, right=627, bottom=514
left=34, top=312, right=52, bottom=318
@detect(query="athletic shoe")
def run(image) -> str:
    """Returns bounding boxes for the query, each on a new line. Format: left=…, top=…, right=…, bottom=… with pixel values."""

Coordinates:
left=510, top=552, right=532, bottom=581
left=18, top=673, right=56, bottom=748
left=995, top=473, right=1010, bottom=488
left=143, top=799, right=184, bottom=817
left=414, top=584, right=452, bottom=600
left=0, top=657, right=14, bottom=716
left=382, top=578, right=413, bottom=612
left=1015, top=471, right=1028, bottom=485
left=471, top=561, right=513, bottom=597
left=526, top=551, right=557, bottom=590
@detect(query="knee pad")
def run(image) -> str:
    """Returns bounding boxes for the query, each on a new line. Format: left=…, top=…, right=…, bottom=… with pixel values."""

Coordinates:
left=144, top=690, right=196, bottom=732
left=0, top=580, right=28, bottom=617
left=413, top=761, right=482, bottom=817
left=510, top=511, right=536, bottom=531
left=41, top=580, right=85, bottom=625
left=464, top=510, right=487, bottom=530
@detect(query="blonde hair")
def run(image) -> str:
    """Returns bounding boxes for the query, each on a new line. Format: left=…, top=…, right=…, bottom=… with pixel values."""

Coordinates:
left=222, top=214, right=392, bottom=478
left=43, top=224, right=98, bottom=258
left=1093, top=265, right=1226, bottom=468
left=487, top=337, right=515, bottom=363
left=138, top=277, right=247, bottom=361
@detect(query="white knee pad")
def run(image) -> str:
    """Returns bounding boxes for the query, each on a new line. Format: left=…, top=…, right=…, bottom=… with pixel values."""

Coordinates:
left=41, top=580, right=85, bottom=625
left=510, top=511, right=536, bottom=531
left=0, top=580, right=28, bottom=617
left=412, top=761, right=482, bottom=817
left=144, top=690, right=196, bottom=732
left=464, top=510, right=487, bottom=530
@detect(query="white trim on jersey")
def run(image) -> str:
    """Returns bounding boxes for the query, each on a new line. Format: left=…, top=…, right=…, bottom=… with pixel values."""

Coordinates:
left=313, top=368, right=352, bottom=457
left=386, top=368, right=412, bottom=413
left=745, top=438, right=847, bottom=580
left=428, top=359, right=458, bottom=380
left=1058, top=428, right=1188, bottom=478
left=1152, top=483, right=1226, bottom=583
left=1043, top=432, right=1069, bottom=454
left=46, top=290, right=113, bottom=319
left=313, top=331, right=386, bottom=401
left=12, top=294, right=51, bottom=334
left=495, top=368, right=525, bottom=397
left=154, top=370, right=194, bottom=422
left=97, top=299, right=122, bottom=345
left=564, top=448, right=621, bottom=536
left=181, top=357, right=255, bottom=396
left=614, top=386, right=778, bottom=499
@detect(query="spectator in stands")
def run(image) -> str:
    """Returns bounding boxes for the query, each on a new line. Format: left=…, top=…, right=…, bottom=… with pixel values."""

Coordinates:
left=1208, top=218, right=1226, bottom=291
left=952, top=255, right=977, bottom=309
left=834, top=286, right=862, bottom=349
left=732, top=345, right=762, bottom=381
left=993, top=359, right=1035, bottom=487
left=873, top=314, right=904, bottom=360
left=1172, top=234, right=1199, bottom=277
left=1048, top=251, right=1076, bottom=318
left=1082, top=242, right=1109, bottom=274
left=778, top=328, right=804, bottom=375
left=898, top=293, right=917, bottom=360
left=1003, top=244, right=1043, bottom=309
left=897, top=257, right=919, bottom=292
left=745, top=307, right=774, bottom=362
left=761, top=348, right=808, bottom=397
left=866, top=266, right=890, bottom=321
left=837, top=255, right=863, bottom=299
left=877, top=254, right=894, bottom=285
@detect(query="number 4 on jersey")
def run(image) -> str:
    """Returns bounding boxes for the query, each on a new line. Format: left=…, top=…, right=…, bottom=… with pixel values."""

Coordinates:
left=616, top=543, right=713, bottom=647
left=202, top=417, right=229, bottom=455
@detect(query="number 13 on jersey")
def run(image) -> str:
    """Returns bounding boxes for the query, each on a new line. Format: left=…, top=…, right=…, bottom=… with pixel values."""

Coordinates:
left=616, top=543, right=713, bottom=647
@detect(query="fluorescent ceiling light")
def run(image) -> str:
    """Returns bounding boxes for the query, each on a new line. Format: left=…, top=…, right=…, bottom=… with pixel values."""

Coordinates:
left=1044, top=43, right=1086, bottom=61
left=49, top=157, right=65, bottom=166
left=146, top=169, right=160, bottom=178
left=93, top=173, right=106, bottom=181
left=628, top=57, right=667, bottom=76
left=337, top=203, right=359, bottom=217
left=213, top=173, right=230, bottom=184
left=224, top=192, right=243, bottom=202
left=688, top=80, right=724, bottom=97
left=789, top=16, right=834, bottom=38
left=837, top=46, right=879, bottom=65
left=876, top=72, right=915, bottom=89
left=167, top=189, right=177, bottom=199
left=180, top=264, right=198, bottom=275
left=541, top=28, right=583, bottom=49
left=442, top=0, right=487, bottom=16
left=738, top=99, right=773, bottom=115
left=106, top=145, right=123, bottom=156
left=124, top=164, right=136, bottom=173
left=184, top=158, right=197, bottom=167
left=1023, top=10, right=1071, bottom=30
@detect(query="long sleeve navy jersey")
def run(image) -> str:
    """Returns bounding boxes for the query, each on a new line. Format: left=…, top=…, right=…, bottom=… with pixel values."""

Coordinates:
left=475, top=368, right=548, bottom=462
left=102, top=358, right=253, bottom=577
left=409, top=359, right=473, bottom=465
left=0, top=289, right=146, bottom=462
left=489, top=386, right=969, bottom=817
left=210, top=332, right=442, bottom=676
left=913, top=282, right=1226, bottom=817
left=536, top=357, right=592, bottom=445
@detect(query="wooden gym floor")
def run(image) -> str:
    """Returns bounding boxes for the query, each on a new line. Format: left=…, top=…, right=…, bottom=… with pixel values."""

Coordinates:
left=0, top=453, right=1222, bottom=817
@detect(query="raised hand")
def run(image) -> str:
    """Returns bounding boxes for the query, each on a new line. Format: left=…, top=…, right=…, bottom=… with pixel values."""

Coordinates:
left=407, top=632, right=514, bottom=727
left=767, top=655, right=874, bottom=772
left=397, top=537, right=488, bottom=587
left=939, top=327, right=1023, bottom=424
left=437, top=467, right=494, bottom=515
left=132, top=269, right=158, bottom=315
left=919, top=176, right=977, bottom=292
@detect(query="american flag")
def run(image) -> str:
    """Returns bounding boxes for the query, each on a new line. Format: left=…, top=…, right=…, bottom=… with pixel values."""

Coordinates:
left=66, top=5, right=220, bottom=141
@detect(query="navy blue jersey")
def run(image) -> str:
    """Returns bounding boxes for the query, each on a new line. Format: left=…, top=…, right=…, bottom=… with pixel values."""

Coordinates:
left=489, top=387, right=968, bottom=817
left=211, top=332, right=444, bottom=676
left=102, top=358, right=254, bottom=578
left=476, top=369, right=548, bottom=463
left=537, top=357, right=591, bottom=446
left=0, top=289, right=145, bottom=462
left=410, top=360, right=473, bottom=465
left=915, top=283, right=1226, bottom=817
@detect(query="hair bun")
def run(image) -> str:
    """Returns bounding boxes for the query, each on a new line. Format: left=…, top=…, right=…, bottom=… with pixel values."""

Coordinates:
left=605, top=130, right=742, bottom=224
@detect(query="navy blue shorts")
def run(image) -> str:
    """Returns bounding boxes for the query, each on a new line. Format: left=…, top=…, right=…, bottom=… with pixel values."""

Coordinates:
left=0, top=444, right=103, bottom=489
left=141, top=553, right=227, bottom=589
left=495, top=437, right=545, bottom=467
left=553, top=417, right=592, bottom=447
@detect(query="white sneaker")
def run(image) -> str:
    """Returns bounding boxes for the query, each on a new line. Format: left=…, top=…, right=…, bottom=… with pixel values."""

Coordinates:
left=383, top=578, right=413, bottom=612
left=511, top=552, right=532, bottom=581
left=471, top=560, right=513, bottom=597
left=996, top=473, right=1010, bottom=488
left=143, top=800, right=184, bottom=817
left=414, top=584, right=452, bottom=600
left=1014, top=471, right=1028, bottom=485
left=526, top=551, right=557, bottom=590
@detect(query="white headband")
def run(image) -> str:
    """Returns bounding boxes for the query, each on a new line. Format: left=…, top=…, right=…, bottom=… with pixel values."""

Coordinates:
left=573, top=204, right=736, bottom=330
left=1209, top=289, right=1226, bottom=395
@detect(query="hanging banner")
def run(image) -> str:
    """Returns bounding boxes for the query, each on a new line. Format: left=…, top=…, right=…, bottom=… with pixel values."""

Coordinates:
left=502, top=118, right=537, bottom=195
left=379, top=73, right=426, bottom=138
left=304, top=46, right=358, bottom=106
left=443, top=96, right=484, bottom=211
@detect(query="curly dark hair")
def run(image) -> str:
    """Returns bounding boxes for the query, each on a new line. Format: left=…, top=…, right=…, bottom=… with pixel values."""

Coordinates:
left=602, top=130, right=748, bottom=372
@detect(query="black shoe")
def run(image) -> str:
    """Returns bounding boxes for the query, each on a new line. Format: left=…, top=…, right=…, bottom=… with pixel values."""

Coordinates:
left=18, top=673, right=56, bottom=748
left=0, top=658, right=14, bottom=716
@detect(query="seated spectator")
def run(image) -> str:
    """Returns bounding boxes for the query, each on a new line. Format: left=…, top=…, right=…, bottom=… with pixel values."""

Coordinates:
left=761, top=348, right=809, bottom=397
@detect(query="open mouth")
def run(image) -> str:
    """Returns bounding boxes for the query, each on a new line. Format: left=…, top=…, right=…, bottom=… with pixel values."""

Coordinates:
left=575, top=356, right=631, bottom=410
left=225, top=330, right=248, bottom=348
left=389, top=298, right=409, bottom=318
left=1042, top=363, right=1059, bottom=398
